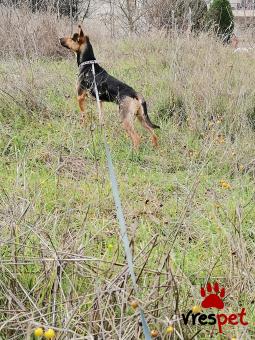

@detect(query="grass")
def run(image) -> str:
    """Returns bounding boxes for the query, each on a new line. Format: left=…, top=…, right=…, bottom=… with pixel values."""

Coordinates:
left=1, top=33, right=255, bottom=339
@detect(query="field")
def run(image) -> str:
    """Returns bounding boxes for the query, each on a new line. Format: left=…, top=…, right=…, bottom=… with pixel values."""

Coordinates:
left=1, top=30, right=255, bottom=339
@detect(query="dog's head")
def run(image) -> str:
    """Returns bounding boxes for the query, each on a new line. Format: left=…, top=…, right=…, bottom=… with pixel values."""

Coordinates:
left=60, top=25, right=88, bottom=53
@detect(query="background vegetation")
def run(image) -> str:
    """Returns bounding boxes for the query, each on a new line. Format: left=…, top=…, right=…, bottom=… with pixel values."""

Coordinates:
left=1, top=1, right=255, bottom=339
left=207, top=0, right=234, bottom=42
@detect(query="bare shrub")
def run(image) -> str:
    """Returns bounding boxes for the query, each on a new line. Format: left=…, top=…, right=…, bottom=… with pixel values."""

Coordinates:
left=0, top=4, right=71, bottom=58
left=146, top=0, right=208, bottom=32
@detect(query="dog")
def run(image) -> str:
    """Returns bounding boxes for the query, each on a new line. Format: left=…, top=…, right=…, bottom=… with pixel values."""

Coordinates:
left=60, top=26, right=159, bottom=148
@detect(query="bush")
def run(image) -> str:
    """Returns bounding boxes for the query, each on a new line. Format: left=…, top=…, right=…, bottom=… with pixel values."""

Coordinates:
left=148, top=0, right=207, bottom=32
left=206, top=0, right=234, bottom=42
left=0, top=5, right=67, bottom=58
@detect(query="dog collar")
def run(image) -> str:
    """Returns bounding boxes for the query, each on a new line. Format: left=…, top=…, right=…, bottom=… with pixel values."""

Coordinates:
left=79, top=60, right=98, bottom=69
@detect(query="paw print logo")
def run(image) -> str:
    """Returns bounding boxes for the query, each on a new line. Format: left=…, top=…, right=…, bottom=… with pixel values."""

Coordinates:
left=200, top=282, right=225, bottom=309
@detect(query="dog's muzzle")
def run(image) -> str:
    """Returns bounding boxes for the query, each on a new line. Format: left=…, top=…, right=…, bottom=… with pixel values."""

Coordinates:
left=59, top=38, right=67, bottom=47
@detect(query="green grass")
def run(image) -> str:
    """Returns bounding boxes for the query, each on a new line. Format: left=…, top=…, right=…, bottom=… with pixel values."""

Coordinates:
left=1, top=34, right=255, bottom=339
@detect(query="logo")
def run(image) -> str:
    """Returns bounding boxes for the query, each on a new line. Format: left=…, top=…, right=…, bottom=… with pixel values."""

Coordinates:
left=201, top=282, right=225, bottom=309
left=182, top=282, right=248, bottom=334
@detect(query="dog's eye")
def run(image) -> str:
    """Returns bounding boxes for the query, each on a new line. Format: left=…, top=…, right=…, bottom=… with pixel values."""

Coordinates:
left=72, top=33, right=79, bottom=42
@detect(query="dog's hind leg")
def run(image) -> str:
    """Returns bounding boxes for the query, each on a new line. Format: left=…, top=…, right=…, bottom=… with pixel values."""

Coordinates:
left=120, top=97, right=141, bottom=149
left=77, top=88, right=87, bottom=125
left=137, top=106, right=158, bottom=147
left=122, top=118, right=141, bottom=149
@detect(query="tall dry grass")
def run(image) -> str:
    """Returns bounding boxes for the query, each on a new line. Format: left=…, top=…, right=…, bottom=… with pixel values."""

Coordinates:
left=0, top=4, right=65, bottom=58
left=0, top=3, right=108, bottom=58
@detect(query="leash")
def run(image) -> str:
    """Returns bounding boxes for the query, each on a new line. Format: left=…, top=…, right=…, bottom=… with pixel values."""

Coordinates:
left=87, top=60, right=152, bottom=340
left=79, top=60, right=103, bottom=124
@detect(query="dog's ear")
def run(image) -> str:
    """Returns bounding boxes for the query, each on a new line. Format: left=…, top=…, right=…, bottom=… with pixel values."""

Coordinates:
left=72, top=33, right=79, bottom=42
left=78, top=25, right=85, bottom=42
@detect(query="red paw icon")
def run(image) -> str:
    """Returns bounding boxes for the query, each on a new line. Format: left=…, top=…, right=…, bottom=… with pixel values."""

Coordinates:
left=200, top=282, right=225, bottom=309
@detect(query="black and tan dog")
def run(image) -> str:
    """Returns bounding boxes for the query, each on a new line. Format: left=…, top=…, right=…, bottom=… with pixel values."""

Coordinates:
left=60, top=26, right=159, bottom=148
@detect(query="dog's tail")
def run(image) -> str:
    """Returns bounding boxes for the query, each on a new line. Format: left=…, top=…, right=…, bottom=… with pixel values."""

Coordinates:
left=137, top=95, right=160, bottom=129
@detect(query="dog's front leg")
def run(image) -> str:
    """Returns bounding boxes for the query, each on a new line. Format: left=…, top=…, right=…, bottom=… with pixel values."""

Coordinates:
left=98, top=101, right=104, bottom=125
left=77, top=89, right=87, bottom=125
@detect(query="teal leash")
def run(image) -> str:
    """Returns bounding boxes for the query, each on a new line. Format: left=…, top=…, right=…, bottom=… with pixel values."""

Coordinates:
left=104, top=134, right=151, bottom=339
left=89, top=61, right=152, bottom=340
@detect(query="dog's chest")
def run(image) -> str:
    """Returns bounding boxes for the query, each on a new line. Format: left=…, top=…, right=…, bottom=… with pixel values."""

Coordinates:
left=80, top=71, right=109, bottom=98
left=79, top=71, right=94, bottom=89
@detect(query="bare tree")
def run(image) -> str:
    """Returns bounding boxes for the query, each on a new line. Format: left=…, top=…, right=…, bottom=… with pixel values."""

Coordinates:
left=98, top=0, right=207, bottom=35
left=100, top=0, right=148, bottom=34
